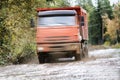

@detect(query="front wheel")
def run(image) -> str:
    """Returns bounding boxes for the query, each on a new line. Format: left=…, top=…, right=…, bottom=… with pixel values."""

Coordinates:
left=75, top=53, right=81, bottom=61
left=38, top=52, right=51, bottom=64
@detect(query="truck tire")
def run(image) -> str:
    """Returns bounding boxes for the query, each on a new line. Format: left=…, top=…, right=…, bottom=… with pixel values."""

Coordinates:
left=75, top=43, right=82, bottom=61
left=38, top=52, right=51, bottom=64
left=75, top=53, right=81, bottom=61
left=38, top=53, right=44, bottom=63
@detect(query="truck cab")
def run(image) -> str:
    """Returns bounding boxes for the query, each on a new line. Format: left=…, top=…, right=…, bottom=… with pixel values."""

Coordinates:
left=36, top=6, right=88, bottom=63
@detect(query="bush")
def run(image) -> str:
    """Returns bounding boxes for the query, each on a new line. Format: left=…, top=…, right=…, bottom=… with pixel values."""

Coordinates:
left=0, top=7, right=36, bottom=65
left=112, top=43, right=120, bottom=48
left=104, top=41, right=111, bottom=46
left=0, top=41, right=36, bottom=65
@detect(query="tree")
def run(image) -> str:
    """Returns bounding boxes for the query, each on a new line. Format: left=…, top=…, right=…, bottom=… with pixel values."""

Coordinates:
left=76, top=0, right=114, bottom=45
left=89, top=8, right=103, bottom=44
left=96, top=0, right=113, bottom=44
left=104, top=2, right=120, bottom=44
left=52, top=0, right=70, bottom=7
left=0, top=0, right=38, bottom=64
left=76, top=0, right=93, bottom=12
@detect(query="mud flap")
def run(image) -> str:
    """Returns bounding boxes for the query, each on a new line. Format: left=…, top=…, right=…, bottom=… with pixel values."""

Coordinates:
left=82, top=41, right=88, bottom=58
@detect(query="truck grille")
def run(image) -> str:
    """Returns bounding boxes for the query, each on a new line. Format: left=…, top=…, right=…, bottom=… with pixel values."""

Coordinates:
left=44, top=36, right=70, bottom=42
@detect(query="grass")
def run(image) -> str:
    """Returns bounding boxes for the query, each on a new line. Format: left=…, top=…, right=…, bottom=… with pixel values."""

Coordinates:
left=112, top=43, right=120, bottom=48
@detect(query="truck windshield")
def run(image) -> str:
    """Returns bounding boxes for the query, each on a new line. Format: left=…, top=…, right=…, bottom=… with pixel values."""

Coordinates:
left=38, top=16, right=76, bottom=26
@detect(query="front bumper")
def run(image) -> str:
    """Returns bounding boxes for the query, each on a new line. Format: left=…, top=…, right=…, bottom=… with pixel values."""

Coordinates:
left=37, top=42, right=81, bottom=53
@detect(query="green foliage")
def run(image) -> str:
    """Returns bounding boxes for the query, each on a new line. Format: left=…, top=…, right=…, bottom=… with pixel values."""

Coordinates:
left=104, top=41, right=111, bottom=46
left=96, top=0, right=113, bottom=44
left=47, top=0, right=70, bottom=7
left=55, top=0, right=70, bottom=7
left=89, top=9, right=102, bottom=45
left=76, top=0, right=94, bottom=12
left=112, top=44, right=120, bottom=48
left=97, top=0, right=114, bottom=19
left=0, top=0, right=36, bottom=65
left=104, top=2, right=120, bottom=44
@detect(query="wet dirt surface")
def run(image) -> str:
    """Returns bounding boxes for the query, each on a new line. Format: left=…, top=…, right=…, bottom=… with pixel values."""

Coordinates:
left=0, top=49, right=120, bottom=80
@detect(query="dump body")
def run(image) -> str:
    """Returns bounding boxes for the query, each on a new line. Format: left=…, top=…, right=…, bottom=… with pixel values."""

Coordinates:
left=36, top=6, right=88, bottom=63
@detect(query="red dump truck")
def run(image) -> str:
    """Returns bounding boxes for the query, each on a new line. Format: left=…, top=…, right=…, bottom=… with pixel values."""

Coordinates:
left=36, top=6, right=88, bottom=63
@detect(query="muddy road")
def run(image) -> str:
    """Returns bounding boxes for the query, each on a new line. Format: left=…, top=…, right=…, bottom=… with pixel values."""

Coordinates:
left=0, top=49, right=120, bottom=80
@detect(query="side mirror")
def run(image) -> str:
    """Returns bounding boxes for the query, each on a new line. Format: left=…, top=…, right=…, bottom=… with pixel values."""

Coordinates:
left=30, top=18, right=35, bottom=28
left=80, top=16, right=85, bottom=26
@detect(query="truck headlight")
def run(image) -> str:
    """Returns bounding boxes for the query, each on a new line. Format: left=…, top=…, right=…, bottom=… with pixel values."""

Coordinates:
left=38, top=47, right=44, bottom=51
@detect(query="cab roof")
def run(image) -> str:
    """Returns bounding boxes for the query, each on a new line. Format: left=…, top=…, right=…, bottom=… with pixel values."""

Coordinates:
left=36, top=6, right=86, bottom=15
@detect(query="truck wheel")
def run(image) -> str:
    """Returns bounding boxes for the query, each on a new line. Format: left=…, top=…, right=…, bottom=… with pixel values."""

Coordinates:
left=75, top=53, right=81, bottom=61
left=38, top=52, right=51, bottom=64
left=38, top=53, right=45, bottom=64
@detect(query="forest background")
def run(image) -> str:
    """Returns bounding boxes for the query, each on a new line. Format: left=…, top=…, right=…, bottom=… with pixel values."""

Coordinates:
left=0, top=0, right=120, bottom=65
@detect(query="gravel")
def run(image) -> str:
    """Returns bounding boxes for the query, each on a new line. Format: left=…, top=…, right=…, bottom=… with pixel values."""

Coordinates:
left=0, top=49, right=120, bottom=80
